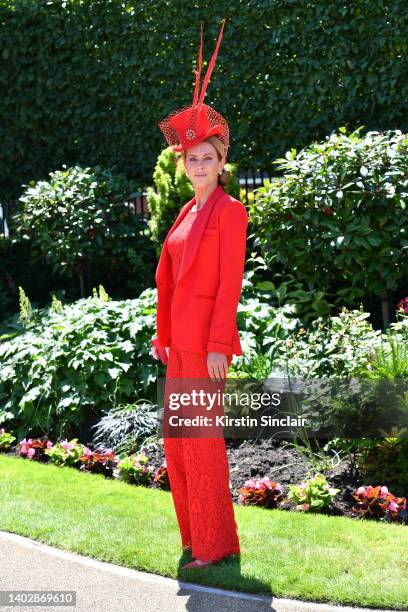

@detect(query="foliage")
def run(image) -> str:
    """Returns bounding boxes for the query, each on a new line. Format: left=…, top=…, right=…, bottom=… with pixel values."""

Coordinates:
left=2, top=1, right=408, bottom=202
left=357, top=438, right=408, bottom=497
left=147, top=146, right=240, bottom=254
left=236, top=295, right=300, bottom=357
left=287, top=474, right=340, bottom=512
left=91, top=401, right=159, bottom=455
left=238, top=477, right=284, bottom=508
left=117, top=451, right=154, bottom=485
left=274, top=306, right=383, bottom=378
left=0, top=233, right=83, bottom=319
left=14, top=165, right=153, bottom=297
left=0, top=286, right=161, bottom=441
left=251, top=128, right=408, bottom=323
left=351, top=484, right=407, bottom=522
left=0, top=427, right=15, bottom=450
left=44, top=438, right=85, bottom=467
left=362, top=330, right=408, bottom=379
left=0, top=279, right=15, bottom=322
left=240, top=187, right=255, bottom=209
left=234, top=302, right=383, bottom=379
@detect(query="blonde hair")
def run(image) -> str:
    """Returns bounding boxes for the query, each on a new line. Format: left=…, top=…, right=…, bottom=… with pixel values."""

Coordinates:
left=179, top=137, right=231, bottom=187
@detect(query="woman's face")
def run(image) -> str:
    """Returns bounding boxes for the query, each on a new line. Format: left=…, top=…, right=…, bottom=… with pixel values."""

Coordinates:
left=184, top=141, right=225, bottom=190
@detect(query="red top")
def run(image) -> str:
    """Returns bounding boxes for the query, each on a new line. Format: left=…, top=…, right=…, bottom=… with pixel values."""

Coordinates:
left=167, top=207, right=199, bottom=305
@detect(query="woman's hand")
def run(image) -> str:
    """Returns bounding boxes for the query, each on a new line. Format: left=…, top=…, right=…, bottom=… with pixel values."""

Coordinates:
left=151, top=344, right=170, bottom=364
left=207, top=351, right=228, bottom=380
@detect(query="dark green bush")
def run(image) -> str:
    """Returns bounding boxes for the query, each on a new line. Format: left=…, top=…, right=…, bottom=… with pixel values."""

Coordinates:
left=0, top=286, right=162, bottom=442
left=2, top=1, right=407, bottom=201
left=14, top=164, right=155, bottom=298
left=91, top=401, right=159, bottom=455
left=250, top=128, right=408, bottom=325
left=0, top=236, right=81, bottom=321
left=358, top=438, right=408, bottom=497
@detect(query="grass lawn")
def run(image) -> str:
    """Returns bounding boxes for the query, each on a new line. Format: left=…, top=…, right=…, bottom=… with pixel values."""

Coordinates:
left=1, top=454, right=407, bottom=610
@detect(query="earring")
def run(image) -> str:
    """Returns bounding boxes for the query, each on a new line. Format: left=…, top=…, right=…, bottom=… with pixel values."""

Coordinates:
left=219, top=169, right=223, bottom=175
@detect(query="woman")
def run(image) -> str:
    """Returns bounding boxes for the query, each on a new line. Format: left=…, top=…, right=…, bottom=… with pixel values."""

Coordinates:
left=151, top=19, right=248, bottom=570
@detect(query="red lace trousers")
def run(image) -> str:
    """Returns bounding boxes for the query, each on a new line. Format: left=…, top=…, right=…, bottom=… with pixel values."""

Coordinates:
left=162, top=346, right=240, bottom=563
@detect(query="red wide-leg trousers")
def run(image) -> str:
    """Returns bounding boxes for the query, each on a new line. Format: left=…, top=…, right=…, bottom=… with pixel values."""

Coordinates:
left=162, top=346, right=240, bottom=563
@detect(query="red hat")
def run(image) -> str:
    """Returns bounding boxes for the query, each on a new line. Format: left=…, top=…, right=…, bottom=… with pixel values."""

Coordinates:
left=158, top=18, right=229, bottom=156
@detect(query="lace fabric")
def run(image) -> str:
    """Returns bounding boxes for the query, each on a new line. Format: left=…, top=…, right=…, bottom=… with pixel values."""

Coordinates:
left=167, top=207, right=197, bottom=306
left=163, top=347, right=240, bottom=562
left=163, top=210, right=240, bottom=562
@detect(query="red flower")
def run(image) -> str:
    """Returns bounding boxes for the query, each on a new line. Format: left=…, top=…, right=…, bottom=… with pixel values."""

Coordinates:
left=323, top=207, right=333, bottom=216
left=397, top=297, right=408, bottom=314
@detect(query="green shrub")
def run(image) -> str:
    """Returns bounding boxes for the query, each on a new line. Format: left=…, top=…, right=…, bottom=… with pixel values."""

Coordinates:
left=0, top=236, right=71, bottom=321
left=3, top=1, right=407, bottom=202
left=44, top=438, right=85, bottom=467
left=0, top=427, right=15, bottom=451
left=91, top=401, right=159, bottom=455
left=117, top=451, right=154, bottom=486
left=0, top=286, right=161, bottom=441
left=287, top=474, right=340, bottom=512
left=357, top=438, right=408, bottom=497
left=235, top=302, right=382, bottom=379
left=251, top=128, right=408, bottom=324
left=14, top=164, right=154, bottom=298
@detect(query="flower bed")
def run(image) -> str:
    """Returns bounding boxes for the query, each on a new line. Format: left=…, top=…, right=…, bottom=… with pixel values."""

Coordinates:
left=2, top=428, right=407, bottom=526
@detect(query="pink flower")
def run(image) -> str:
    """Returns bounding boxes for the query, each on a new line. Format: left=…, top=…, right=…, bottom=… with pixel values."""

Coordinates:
left=380, top=485, right=389, bottom=495
left=299, top=482, right=308, bottom=489
left=27, top=448, right=36, bottom=459
left=19, top=438, right=33, bottom=455
left=388, top=500, right=399, bottom=512
left=61, top=440, right=72, bottom=450
left=302, top=503, right=310, bottom=511
left=397, top=297, right=408, bottom=314
left=46, top=440, right=53, bottom=448
left=356, top=486, right=366, bottom=495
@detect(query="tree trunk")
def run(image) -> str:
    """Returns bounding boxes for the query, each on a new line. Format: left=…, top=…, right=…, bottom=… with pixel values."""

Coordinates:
left=79, top=271, right=85, bottom=298
left=381, top=288, right=390, bottom=329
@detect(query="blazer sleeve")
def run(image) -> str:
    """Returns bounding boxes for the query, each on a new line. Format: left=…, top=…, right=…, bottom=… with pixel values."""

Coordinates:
left=206, top=201, right=248, bottom=355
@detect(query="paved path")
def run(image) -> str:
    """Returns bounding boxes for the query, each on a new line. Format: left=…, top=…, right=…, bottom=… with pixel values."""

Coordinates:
left=0, top=531, right=403, bottom=612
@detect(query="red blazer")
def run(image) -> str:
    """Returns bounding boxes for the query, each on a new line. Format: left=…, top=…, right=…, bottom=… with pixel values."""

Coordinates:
left=152, top=184, right=248, bottom=362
